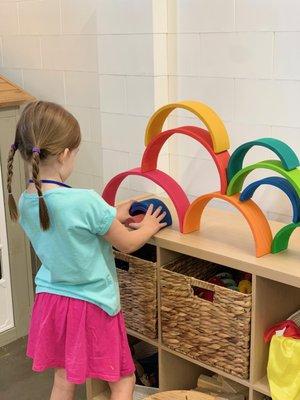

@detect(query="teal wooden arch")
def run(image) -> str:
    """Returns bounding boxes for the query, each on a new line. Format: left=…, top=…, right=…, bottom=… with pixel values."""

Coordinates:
left=228, top=138, right=299, bottom=181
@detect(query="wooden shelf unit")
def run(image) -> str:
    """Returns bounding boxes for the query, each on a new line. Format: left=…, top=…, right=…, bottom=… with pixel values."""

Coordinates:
left=87, top=205, right=300, bottom=400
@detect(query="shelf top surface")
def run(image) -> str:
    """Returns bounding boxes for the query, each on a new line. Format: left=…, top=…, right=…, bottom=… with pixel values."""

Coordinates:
left=144, top=196, right=300, bottom=288
left=0, top=75, right=35, bottom=108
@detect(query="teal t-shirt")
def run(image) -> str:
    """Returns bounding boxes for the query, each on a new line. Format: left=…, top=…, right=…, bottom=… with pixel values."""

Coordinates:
left=19, top=188, right=120, bottom=316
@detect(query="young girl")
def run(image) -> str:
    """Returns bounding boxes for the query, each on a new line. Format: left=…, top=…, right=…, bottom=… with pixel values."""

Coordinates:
left=7, top=101, right=167, bottom=400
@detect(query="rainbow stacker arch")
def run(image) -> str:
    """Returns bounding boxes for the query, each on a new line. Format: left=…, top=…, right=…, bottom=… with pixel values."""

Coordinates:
left=102, top=100, right=300, bottom=258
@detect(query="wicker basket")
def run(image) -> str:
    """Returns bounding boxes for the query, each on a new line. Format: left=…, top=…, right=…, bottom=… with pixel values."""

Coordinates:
left=115, top=245, right=157, bottom=339
left=160, top=257, right=252, bottom=379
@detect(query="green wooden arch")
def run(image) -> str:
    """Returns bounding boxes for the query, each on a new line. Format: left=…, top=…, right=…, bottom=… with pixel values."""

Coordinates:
left=227, top=160, right=300, bottom=196
left=227, top=138, right=299, bottom=181
left=272, top=222, right=300, bottom=253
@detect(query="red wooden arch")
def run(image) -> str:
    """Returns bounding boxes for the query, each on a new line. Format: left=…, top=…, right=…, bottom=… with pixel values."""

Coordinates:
left=141, top=126, right=230, bottom=194
left=102, top=167, right=190, bottom=232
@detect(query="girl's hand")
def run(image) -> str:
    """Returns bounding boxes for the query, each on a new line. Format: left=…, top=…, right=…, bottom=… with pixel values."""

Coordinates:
left=116, top=199, right=134, bottom=224
left=128, top=204, right=167, bottom=234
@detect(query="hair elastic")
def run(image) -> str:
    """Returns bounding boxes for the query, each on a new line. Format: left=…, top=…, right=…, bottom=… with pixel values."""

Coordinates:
left=11, top=143, right=18, bottom=151
left=32, top=146, right=41, bottom=154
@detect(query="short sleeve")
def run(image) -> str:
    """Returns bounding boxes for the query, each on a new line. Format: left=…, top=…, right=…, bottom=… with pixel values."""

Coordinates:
left=85, top=190, right=116, bottom=235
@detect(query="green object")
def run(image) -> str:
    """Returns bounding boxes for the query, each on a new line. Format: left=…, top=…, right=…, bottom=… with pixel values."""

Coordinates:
left=227, top=160, right=300, bottom=196
left=228, top=138, right=300, bottom=181
left=272, top=222, right=300, bottom=253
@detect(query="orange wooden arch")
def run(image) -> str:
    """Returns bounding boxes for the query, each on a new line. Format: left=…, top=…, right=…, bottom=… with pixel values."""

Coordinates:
left=183, top=192, right=273, bottom=257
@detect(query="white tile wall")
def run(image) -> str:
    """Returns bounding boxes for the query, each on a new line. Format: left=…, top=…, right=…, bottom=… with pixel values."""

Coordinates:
left=128, top=153, right=157, bottom=192
left=1, top=0, right=300, bottom=223
left=2, top=36, right=41, bottom=69
left=23, top=69, right=65, bottom=104
left=166, top=1, right=300, bottom=222
left=19, top=0, right=61, bottom=35
left=226, top=122, right=272, bottom=152
left=0, top=2, right=19, bottom=35
left=235, top=79, right=300, bottom=127
left=97, top=0, right=153, bottom=34
left=168, top=34, right=201, bottom=76
left=102, top=149, right=129, bottom=186
left=66, top=106, right=101, bottom=144
left=61, top=0, right=98, bottom=35
left=153, top=34, right=168, bottom=75
left=99, top=75, right=126, bottom=114
left=67, top=171, right=102, bottom=192
left=235, top=0, right=300, bottom=32
left=170, top=76, right=235, bottom=122
left=126, top=76, right=155, bottom=116
left=170, top=154, right=221, bottom=199
left=75, top=141, right=102, bottom=176
left=173, top=0, right=235, bottom=33
left=98, top=34, right=154, bottom=75
left=274, top=33, right=300, bottom=80
left=41, top=36, right=98, bottom=72
left=271, top=126, right=300, bottom=158
left=0, top=68, right=23, bottom=87
left=101, top=113, right=147, bottom=155
left=200, top=33, right=273, bottom=79
left=65, top=71, right=99, bottom=108
left=101, top=113, right=132, bottom=152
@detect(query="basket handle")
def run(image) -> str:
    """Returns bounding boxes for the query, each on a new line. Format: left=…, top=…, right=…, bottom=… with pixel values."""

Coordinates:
left=189, top=276, right=215, bottom=292
left=115, top=258, right=130, bottom=272
left=190, top=276, right=216, bottom=302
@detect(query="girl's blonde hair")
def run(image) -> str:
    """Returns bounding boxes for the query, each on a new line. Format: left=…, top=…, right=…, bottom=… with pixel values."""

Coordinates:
left=7, top=101, right=81, bottom=230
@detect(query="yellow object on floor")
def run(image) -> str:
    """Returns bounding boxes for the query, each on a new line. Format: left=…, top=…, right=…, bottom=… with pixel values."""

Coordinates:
left=145, top=390, right=216, bottom=400
left=267, top=335, right=300, bottom=400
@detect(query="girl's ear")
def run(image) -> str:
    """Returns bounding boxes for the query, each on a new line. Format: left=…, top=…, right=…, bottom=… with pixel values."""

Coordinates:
left=58, top=148, right=70, bottom=163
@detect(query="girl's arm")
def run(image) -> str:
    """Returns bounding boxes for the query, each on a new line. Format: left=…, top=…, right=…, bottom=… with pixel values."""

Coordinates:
left=104, top=204, right=167, bottom=253
left=115, top=199, right=134, bottom=223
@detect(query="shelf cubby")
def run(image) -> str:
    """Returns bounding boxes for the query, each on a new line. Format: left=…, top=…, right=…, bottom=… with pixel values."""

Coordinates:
left=87, top=203, right=300, bottom=400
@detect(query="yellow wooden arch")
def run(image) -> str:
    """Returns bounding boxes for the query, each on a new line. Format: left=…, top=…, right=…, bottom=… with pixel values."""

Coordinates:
left=145, top=101, right=230, bottom=153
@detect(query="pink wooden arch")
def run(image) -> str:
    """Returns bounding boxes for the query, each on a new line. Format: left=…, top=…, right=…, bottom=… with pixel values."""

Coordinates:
left=102, top=167, right=190, bottom=232
left=141, top=126, right=230, bottom=194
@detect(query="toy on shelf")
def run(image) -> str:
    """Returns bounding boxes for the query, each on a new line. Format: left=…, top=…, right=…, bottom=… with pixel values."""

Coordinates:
left=144, top=100, right=230, bottom=153
left=227, top=138, right=299, bottom=182
left=265, top=314, right=300, bottom=400
left=102, top=167, right=189, bottom=232
left=271, top=222, right=300, bottom=254
left=141, top=126, right=230, bottom=194
left=227, top=160, right=300, bottom=197
left=102, top=99, right=300, bottom=257
left=183, top=192, right=273, bottom=257
left=240, top=177, right=300, bottom=223
left=129, top=199, right=172, bottom=227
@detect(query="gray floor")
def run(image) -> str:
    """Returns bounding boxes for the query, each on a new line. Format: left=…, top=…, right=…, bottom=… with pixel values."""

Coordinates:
left=0, top=336, right=86, bottom=400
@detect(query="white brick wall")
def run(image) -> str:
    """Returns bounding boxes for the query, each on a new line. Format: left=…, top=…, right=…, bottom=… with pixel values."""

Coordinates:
left=0, top=0, right=168, bottom=200
left=168, top=0, right=300, bottom=222
left=0, top=0, right=299, bottom=220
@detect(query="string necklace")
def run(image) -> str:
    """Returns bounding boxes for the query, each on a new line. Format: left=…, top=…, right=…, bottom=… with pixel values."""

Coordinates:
left=28, top=179, right=71, bottom=188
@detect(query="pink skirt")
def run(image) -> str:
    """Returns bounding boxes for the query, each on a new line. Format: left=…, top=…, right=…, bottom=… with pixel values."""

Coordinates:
left=27, top=293, right=135, bottom=384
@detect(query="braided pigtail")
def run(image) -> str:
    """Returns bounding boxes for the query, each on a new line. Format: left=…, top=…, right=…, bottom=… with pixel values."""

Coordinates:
left=7, top=144, right=18, bottom=221
left=31, top=149, right=50, bottom=230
